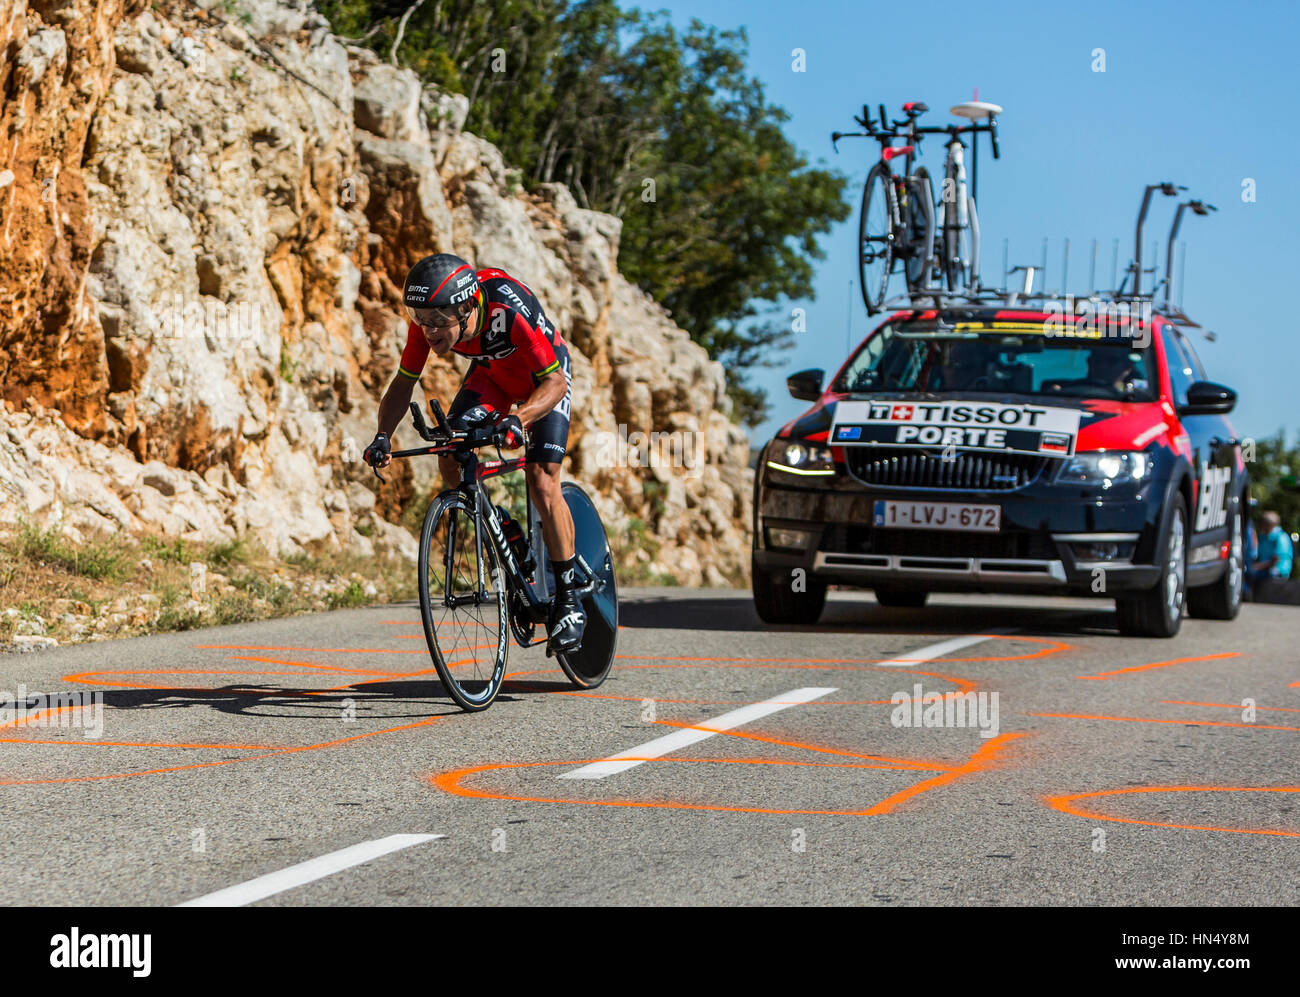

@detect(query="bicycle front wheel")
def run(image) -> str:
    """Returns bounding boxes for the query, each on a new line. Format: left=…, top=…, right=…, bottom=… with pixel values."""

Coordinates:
left=418, top=491, right=509, bottom=712
left=859, top=161, right=896, bottom=314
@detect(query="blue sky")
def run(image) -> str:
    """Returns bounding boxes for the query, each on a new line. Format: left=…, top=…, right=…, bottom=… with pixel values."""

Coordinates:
left=635, top=0, right=1300, bottom=445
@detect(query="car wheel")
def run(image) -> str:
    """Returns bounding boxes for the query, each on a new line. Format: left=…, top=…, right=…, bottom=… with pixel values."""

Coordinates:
left=1116, top=494, right=1187, bottom=638
left=1187, top=499, right=1244, bottom=621
left=751, top=553, right=827, bottom=624
left=874, top=589, right=928, bottom=608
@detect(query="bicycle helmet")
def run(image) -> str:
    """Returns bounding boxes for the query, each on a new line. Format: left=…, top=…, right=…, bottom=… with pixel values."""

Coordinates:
left=403, top=253, right=484, bottom=338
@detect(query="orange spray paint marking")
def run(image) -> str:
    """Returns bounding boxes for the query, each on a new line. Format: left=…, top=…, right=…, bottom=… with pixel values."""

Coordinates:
left=1075, top=652, right=1239, bottom=681
left=1045, top=786, right=1300, bottom=838
left=431, top=732, right=1030, bottom=815
left=1028, top=711, right=1300, bottom=733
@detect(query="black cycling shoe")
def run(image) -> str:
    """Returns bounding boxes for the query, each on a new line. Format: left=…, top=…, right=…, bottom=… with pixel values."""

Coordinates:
left=547, top=589, right=586, bottom=654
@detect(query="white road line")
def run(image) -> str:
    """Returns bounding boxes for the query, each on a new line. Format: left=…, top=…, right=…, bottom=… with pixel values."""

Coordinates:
left=875, top=631, right=1004, bottom=667
left=558, top=686, right=838, bottom=780
left=176, top=833, right=445, bottom=907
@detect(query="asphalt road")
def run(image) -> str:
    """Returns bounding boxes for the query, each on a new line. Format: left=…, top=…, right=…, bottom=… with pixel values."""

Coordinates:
left=0, top=588, right=1295, bottom=906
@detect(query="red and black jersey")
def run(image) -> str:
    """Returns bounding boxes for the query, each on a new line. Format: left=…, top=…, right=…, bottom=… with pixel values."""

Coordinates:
left=398, top=267, right=566, bottom=403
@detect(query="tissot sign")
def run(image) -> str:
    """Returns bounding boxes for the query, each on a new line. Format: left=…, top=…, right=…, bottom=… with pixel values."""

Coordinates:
left=830, top=400, right=1081, bottom=456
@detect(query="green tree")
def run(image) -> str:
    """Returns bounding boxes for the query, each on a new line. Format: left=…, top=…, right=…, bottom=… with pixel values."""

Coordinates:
left=1248, top=431, right=1300, bottom=535
left=616, top=21, right=848, bottom=424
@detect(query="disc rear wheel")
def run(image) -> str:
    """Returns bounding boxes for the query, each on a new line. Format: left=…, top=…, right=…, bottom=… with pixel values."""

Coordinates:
left=548, top=483, right=617, bottom=689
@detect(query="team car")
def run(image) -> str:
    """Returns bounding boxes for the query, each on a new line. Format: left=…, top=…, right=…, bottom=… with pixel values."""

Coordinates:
left=751, top=305, right=1246, bottom=637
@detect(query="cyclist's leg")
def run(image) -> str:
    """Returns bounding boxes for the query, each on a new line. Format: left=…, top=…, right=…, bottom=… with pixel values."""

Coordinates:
left=525, top=343, right=574, bottom=559
left=523, top=346, right=583, bottom=649
left=527, top=460, right=574, bottom=560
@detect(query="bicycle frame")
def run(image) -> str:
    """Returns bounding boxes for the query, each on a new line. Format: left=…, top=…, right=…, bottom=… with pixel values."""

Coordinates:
left=385, top=400, right=601, bottom=649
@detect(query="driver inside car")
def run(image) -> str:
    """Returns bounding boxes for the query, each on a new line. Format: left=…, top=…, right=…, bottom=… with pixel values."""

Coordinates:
left=929, top=340, right=989, bottom=390
left=1086, top=349, right=1140, bottom=395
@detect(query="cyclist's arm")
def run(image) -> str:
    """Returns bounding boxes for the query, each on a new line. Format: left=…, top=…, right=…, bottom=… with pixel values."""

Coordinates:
left=377, top=372, right=416, bottom=438
left=509, top=313, right=565, bottom=424
left=377, top=324, right=430, bottom=436
left=515, top=368, right=567, bottom=425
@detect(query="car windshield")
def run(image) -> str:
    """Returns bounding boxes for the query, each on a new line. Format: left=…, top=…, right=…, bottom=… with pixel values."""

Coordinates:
left=832, top=320, right=1158, bottom=401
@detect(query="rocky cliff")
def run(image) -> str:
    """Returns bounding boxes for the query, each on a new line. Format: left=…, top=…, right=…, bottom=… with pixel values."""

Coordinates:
left=0, top=0, right=753, bottom=587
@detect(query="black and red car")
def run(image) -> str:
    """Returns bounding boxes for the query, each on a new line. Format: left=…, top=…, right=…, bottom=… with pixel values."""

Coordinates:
left=752, top=305, right=1246, bottom=636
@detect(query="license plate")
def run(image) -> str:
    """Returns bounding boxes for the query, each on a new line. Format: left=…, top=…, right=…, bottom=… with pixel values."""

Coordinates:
left=873, top=500, right=1000, bottom=532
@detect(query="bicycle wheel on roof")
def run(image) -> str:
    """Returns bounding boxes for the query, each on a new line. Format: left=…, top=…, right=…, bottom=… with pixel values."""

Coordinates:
left=859, top=161, right=895, bottom=314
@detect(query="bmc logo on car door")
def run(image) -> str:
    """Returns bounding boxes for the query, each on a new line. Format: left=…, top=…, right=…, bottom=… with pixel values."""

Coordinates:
left=1194, top=464, right=1231, bottom=531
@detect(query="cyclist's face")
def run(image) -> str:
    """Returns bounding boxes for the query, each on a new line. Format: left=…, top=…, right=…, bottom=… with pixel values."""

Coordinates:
left=409, top=302, right=474, bottom=355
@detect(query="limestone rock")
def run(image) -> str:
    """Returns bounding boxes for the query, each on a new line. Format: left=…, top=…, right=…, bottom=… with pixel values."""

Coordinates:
left=0, top=0, right=754, bottom=590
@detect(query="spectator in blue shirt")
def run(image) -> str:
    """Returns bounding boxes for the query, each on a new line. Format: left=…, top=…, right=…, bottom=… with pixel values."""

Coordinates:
left=1249, top=511, right=1294, bottom=585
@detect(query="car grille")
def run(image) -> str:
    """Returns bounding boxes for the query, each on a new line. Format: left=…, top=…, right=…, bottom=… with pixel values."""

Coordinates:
left=821, top=525, right=1057, bottom=560
left=845, top=447, right=1050, bottom=491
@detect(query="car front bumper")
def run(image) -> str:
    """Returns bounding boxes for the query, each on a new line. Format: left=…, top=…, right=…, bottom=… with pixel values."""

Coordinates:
left=754, top=471, right=1164, bottom=595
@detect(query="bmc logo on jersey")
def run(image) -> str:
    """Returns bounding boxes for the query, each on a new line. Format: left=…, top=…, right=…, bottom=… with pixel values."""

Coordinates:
left=1195, top=465, right=1231, bottom=531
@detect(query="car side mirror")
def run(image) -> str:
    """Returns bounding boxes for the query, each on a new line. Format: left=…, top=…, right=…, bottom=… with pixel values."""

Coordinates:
left=787, top=368, right=824, bottom=402
left=1179, top=381, right=1236, bottom=416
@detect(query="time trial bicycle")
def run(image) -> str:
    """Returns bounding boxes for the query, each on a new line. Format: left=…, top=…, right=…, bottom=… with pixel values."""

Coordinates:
left=373, top=399, right=618, bottom=712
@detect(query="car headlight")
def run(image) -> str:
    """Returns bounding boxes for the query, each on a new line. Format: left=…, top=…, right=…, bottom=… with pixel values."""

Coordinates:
left=765, top=439, right=834, bottom=476
left=1057, top=451, right=1151, bottom=489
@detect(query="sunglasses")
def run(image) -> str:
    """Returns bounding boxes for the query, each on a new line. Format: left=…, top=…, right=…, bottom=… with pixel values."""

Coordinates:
left=407, top=302, right=473, bottom=328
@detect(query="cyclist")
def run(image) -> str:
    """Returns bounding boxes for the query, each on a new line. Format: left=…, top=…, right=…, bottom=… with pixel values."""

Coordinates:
left=362, top=253, right=585, bottom=653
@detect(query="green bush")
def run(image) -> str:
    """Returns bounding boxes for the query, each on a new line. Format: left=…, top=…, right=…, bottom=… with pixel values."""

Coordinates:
left=154, top=604, right=208, bottom=632
left=328, top=581, right=368, bottom=609
left=16, top=523, right=130, bottom=581
left=207, top=537, right=252, bottom=569
left=142, top=536, right=190, bottom=564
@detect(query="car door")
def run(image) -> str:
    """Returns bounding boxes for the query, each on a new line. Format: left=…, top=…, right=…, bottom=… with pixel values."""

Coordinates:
left=1163, top=326, right=1234, bottom=555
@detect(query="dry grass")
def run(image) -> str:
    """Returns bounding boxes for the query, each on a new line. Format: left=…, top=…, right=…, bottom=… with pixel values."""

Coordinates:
left=0, top=523, right=417, bottom=648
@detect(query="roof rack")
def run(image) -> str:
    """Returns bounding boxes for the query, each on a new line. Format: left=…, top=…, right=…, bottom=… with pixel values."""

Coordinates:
left=893, top=277, right=1199, bottom=327
left=880, top=181, right=1213, bottom=334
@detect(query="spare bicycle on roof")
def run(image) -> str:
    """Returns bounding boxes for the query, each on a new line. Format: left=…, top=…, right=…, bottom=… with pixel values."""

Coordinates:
left=833, top=98, right=1002, bottom=314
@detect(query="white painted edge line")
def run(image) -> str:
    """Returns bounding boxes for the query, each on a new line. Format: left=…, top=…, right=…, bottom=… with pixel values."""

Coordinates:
left=875, top=630, right=1007, bottom=667
left=558, top=686, right=838, bottom=780
left=176, top=833, right=446, bottom=907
